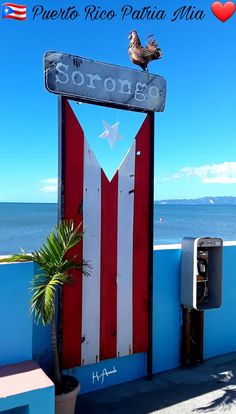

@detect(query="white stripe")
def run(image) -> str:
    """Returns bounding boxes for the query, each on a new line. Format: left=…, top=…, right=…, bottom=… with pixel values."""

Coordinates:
left=10, top=8, right=26, bottom=12
left=81, top=140, right=101, bottom=365
left=117, top=141, right=136, bottom=357
left=7, top=12, right=26, bottom=17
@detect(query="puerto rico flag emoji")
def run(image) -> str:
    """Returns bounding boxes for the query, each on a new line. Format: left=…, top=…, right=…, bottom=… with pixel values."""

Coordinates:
left=1, top=3, right=26, bottom=20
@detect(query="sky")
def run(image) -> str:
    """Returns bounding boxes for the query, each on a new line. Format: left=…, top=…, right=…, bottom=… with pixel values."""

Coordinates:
left=0, top=0, right=235, bottom=202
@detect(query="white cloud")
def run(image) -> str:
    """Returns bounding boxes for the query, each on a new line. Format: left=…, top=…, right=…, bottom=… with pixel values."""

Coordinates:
left=181, top=162, right=236, bottom=184
left=41, top=178, right=58, bottom=193
left=163, top=162, right=236, bottom=184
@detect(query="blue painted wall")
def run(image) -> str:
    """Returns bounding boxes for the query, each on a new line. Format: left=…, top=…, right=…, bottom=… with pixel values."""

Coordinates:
left=32, top=265, right=52, bottom=377
left=0, top=262, right=34, bottom=366
left=204, top=245, right=236, bottom=358
left=153, top=248, right=181, bottom=373
left=1, top=244, right=236, bottom=394
left=0, top=385, right=54, bottom=413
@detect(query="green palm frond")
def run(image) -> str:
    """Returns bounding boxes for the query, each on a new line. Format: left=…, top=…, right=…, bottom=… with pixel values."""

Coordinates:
left=30, top=272, right=69, bottom=325
left=0, top=253, right=33, bottom=263
left=0, top=220, right=89, bottom=325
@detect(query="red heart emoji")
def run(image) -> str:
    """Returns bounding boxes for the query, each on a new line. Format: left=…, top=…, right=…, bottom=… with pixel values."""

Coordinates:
left=211, top=1, right=236, bottom=22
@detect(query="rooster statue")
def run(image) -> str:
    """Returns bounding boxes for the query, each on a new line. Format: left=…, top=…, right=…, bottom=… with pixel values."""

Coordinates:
left=128, top=30, right=163, bottom=71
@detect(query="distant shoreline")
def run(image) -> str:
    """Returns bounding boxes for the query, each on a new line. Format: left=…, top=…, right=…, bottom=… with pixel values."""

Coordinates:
left=1, top=197, right=236, bottom=206
left=155, top=196, right=236, bottom=205
left=0, top=202, right=57, bottom=205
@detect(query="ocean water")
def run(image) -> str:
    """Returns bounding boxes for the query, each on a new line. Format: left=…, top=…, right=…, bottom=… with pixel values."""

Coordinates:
left=154, top=204, right=236, bottom=245
left=0, top=203, right=57, bottom=255
left=0, top=203, right=236, bottom=255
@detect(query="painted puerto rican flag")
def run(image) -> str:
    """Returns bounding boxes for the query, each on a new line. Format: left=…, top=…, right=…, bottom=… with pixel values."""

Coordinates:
left=62, top=100, right=151, bottom=368
left=1, top=3, right=26, bottom=20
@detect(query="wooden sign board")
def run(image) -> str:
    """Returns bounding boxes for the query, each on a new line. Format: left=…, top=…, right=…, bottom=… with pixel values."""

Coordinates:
left=44, top=51, right=166, bottom=112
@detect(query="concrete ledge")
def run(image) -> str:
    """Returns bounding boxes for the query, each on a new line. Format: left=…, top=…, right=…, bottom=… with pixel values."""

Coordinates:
left=0, top=361, right=54, bottom=413
left=0, top=360, right=53, bottom=398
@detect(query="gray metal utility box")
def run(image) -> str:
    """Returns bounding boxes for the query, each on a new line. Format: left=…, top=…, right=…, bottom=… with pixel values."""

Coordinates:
left=181, top=237, right=223, bottom=310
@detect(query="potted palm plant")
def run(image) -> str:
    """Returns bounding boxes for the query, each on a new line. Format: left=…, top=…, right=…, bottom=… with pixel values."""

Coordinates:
left=0, top=219, right=89, bottom=414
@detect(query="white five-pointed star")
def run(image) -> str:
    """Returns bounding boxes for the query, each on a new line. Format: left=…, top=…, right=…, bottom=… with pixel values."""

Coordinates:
left=99, top=121, right=122, bottom=149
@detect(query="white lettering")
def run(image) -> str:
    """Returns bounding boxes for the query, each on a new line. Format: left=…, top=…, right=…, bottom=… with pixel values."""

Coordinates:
left=86, top=73, right=102, bottom=89
left=134, top=82, right=147, bottom=101
left=50, top=58, right=165, bottom=110
left=104, top=77, right=116, bottom=92
left=118, top=79, right=132, bottom=95
left=55, top=63, right=69, bottom=84
left=149, top=86, right=159, bottom=99
left=72, top=70, right=84, bottom=86
left=92, top=371, right=100, bottom=384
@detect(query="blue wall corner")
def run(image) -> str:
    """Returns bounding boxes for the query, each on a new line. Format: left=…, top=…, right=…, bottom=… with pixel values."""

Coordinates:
left=32, top=264, right=53, bottom=377
left=153, top=248, right=181, bottom=373
left=32, top=321, right=52, bottom=377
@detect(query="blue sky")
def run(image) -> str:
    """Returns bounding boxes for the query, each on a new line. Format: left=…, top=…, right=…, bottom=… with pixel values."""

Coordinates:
left=0, top=0, right=235, bottom=202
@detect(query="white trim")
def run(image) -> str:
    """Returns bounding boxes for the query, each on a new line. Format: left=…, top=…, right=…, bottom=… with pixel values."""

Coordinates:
left=223, top=240, right=236, bottom=246
left=154, top=240, right=236, bottom=250
left=154, top=244, right=182, bottom=250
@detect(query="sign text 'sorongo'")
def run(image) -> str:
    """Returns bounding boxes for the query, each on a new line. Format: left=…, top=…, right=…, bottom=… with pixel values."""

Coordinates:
left=44, top=52, right=166, bottom=112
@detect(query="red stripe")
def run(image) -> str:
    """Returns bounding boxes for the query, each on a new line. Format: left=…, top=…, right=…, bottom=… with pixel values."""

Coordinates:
left=100, top=171, right=118, bottom=360
left=4, top=15, right=26, bottom=19
left=4, top=3, right=26, bottom=8
left=133, top=116, right=150, bottom=353
left=62, top=100, right=84, bottom=369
